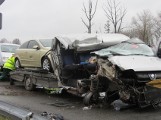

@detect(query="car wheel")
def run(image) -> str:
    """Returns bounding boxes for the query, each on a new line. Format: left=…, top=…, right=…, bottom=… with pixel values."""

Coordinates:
left=83, top=92, right=99, bottom=106
left=83, top=92, right=93, bottom=106
left=24, top=75, right=35, bottom=91
left=15, top=59, right=21, bottom=69
left=42, top=57, right=52, bottom=72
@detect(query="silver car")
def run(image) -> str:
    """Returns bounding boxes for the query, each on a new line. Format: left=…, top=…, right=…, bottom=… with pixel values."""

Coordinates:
left=0, top=43, right=20, bottom=67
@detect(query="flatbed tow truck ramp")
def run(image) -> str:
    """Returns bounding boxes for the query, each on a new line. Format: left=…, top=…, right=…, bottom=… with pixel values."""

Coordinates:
left=10, top=68, right=58, bottom=91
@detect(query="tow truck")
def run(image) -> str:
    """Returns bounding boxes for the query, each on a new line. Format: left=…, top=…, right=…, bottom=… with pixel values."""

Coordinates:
left=10, top=34, right=131, bottom=106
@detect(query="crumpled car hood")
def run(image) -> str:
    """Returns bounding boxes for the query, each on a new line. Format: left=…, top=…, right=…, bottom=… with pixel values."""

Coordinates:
left=55, top=33, right=129, bottom=51
left=108, top=56, right=161, bottom=71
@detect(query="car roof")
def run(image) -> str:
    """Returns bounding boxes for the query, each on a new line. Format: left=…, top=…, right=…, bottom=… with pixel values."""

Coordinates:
left=55, top=33, right=130, bottom=52
left=0, top=43, right=20, bottom=46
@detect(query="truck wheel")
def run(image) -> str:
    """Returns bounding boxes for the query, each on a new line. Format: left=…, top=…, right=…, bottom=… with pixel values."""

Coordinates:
left=24, top=75, right=35, bottom=91
left=42, top=57, right=52, bottom=72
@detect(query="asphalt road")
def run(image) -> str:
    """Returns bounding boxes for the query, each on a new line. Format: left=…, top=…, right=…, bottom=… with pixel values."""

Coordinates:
left=0, top=81, right=161, bottom=120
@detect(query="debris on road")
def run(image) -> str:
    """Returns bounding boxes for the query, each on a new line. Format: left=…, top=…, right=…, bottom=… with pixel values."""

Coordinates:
left=41, top=111, right=64, bottom=120
left=111, top=99, right=130, bottom=111
left=45, top=88, right=63, bottom=94
left=46, top=101, right=71, bottom=107
left=41, top=111, right=48, bottom=116
left=82, top=105, right=92, bottom=110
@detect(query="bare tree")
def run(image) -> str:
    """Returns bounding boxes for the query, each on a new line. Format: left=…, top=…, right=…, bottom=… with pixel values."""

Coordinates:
left=104, top=20, right=110, bottom=33
left=123, top=28, right=137, bottom=38
left=103, top=0, right=126, bottom=33
left=81, top=0, right=98, bottom=33
left=12, top=38, right=21, bottom=45
left=132, top=10, right=155, bottom=45
left=0, top=38, right=8, bottom=43
left=153, top=12, right=161, bottom=41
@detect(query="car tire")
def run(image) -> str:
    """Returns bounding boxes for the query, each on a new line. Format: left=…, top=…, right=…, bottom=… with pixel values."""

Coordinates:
left=24, top=75, right=35, bottom=91
left=15, top=59, right=21, bottom=69
left=83, top=92, right=93, bottom=106
left=42, top=57, right=52, bottom=72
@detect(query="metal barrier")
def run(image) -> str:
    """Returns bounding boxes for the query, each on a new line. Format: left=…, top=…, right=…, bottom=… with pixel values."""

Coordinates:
left=0, top=100, right=47, bottom=120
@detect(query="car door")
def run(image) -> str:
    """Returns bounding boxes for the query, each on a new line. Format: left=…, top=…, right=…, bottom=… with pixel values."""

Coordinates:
left=16, top=41, right=29, bottom=66
left=27, top=40, right=41, bottom=67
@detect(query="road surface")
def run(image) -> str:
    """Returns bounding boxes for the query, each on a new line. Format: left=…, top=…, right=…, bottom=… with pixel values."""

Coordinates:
left=0, top=81, right=161, bottom=120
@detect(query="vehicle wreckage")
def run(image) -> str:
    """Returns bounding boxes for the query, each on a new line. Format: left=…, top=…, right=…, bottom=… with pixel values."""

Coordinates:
left=50, top=34, right=161, bottom=108
left=90, top=38, right=161, bottom=108
left=11, top=34, right=161, bottom=108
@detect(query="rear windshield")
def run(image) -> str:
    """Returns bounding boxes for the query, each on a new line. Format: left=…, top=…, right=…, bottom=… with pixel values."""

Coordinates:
left=1, top=45, right=19, bottom=53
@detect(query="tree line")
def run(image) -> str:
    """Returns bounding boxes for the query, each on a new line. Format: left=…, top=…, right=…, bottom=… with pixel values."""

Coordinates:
left=82, top=0, right=161, bottom=46
left=0, top=38, right=21, bottom=45
left=1, top=0, right=160, bottom=46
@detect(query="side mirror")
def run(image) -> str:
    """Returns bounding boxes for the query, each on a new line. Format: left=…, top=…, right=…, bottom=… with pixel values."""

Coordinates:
left=33, top=45, right=40, bottom=50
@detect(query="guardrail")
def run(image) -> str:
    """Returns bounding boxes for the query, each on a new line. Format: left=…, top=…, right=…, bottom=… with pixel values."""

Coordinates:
left=0, top=100, right=47, bottom=120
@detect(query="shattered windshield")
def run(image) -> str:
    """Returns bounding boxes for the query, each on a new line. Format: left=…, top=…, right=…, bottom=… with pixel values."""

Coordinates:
left=94, top=38, right=155, bottom=57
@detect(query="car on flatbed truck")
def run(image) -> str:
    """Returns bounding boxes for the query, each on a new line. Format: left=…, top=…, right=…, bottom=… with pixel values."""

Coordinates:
left=11, top=33, right=130, bottom=93
left=50, top=33, right=130, bottom=95
left=15, top=39, right=52, bottom=72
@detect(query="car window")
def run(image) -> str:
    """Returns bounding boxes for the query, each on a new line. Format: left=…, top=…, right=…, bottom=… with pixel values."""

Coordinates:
left=1, top=45, right=19, bottom=53
left=19, top=41, right=29, bottom=49
left=39, top=39, right=52, bottom=47
left=28, top=40, right=39, bottom=49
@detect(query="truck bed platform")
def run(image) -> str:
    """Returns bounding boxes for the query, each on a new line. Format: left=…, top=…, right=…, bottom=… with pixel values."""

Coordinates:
left=10, top=68, right=58, bottom=88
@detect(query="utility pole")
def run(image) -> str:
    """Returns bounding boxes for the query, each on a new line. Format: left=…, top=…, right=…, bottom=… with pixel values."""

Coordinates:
left=0, top=0, right=5, bottom=29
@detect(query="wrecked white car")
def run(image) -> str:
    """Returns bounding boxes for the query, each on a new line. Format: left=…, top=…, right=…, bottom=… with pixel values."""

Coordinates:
left=90, top=38, right=161, bottom=108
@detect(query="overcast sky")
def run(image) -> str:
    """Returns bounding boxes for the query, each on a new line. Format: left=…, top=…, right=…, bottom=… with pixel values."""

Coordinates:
left=0, top=0, right=161, bottom=43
